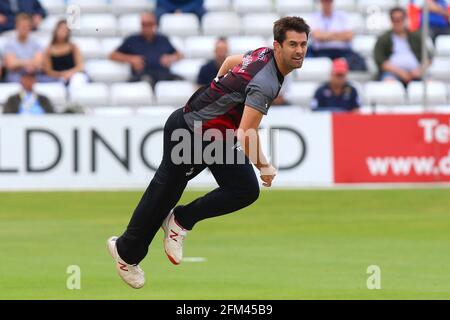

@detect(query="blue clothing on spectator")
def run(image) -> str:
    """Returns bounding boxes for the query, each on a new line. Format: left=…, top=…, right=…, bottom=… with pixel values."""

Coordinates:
left=0, top=0, right=47, bottom=33
left=425, top=0, right=449, bottom=28
left=197, top=60, right=218, bottom=86
left=311, top=82, right=360, bottom=112
left=18, top=92, right=45, bottom=115
left=117, top=33, right=177, bottom=81
left=156, top=0, right=205, bottom=21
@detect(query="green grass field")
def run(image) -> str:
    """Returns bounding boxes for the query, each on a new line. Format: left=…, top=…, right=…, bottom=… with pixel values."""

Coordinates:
left=1, top=189, right=449, bottom=300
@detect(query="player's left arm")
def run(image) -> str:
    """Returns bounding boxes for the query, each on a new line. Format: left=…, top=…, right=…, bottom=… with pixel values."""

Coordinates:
left=237, top=106, right=277, bottom=187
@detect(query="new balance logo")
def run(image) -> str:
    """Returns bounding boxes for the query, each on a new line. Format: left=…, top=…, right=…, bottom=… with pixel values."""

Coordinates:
left=186, top=167, right=194, bottom=176
left=118, top=262, right=128, bottom=272
left=169, top=229, right=179, bottom=242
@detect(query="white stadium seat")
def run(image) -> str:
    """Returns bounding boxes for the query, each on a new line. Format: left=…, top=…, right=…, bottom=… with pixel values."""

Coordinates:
left=67, top=0, right=109, bottom=13
left=435, top=35, right=450, bottom=57
left=347, top=12, right=366, bottom=33
left=100, top=37, right=123, bottom=58
left=39, top=15, right=64, bottom=33
left=364, top=81, right=406, bottom=106
left=72, top=37, right=103, bottom=59
left=407, top=81, right=448, bottom=105
left=233, top=0, right=273, bottom=13
left=170, top=59, right=206, bottom=82
left=204, top=0, right=231, bottom=12
left=155, top=81, right=196, bottom=106
left=295, top=58, right=332, bottom=81
left=202, top=12, right=241, bottom=36
left=0, top=83, right=21, bottom=105
left=432, top=105, right=450, bottom=114
left=357, top=0, right=393, bottom=13
left=85, top=60, right=130, bottom=83
left=117, top=14, right=141, bottom=37
left=184, top=36, right=217, bottom=59
left=228, top=36, right=267, bottom=55
left=285, top=82, right=320, bottom=107
left=160, top=13, right=200, bottom=37
left=136, top=106, right=177, bottom=116
left=110, top=0, right=155, bottom=14
left=41, top=0, right=66, bottom=14
left=110, top=82, right=153, bottom=106
left=365, top=11, right=391, bottom=35
left=242, top=13, right=280, bottom=37
left=73, top=14, right=117, bottom=37
left=34, top=83, right=67, bottom=106
left=334, top=0, right=356, bottom=11
left=276, top=0, right=314, bottom=14
left=89, top=107, right=135, bottom=116
left=429, top=57, right=450, bottom=81
left=70, top=83, right=109, bottom=107
left=352, top=35, right=376, bottom=57
left=169, top=36, right=185, bottom=54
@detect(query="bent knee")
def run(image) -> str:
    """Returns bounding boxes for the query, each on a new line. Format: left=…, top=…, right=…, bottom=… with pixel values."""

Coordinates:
left=235, top=182, right=260, bottom=206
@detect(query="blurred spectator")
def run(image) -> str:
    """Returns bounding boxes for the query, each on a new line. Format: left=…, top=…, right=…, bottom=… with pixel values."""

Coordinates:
left=43, top=20, right=89, bottom=93
left=109, top=11, right=183, bottom=87
left=155, top=0, right=205, bottom=22
left=0, top=0, right=46, bottom=33
left=374, top=7, right=431, bottom=86
left=310, top=58, right=360, bottom=112
left=3, top=13, right=46, bottom=83
left=309, top=0, right=366, bottom=70
left=3, top=70, right=54, bottom=114
left=425, top=0, right=450, bottom=41
left=197, top=37, right=228, bottom=86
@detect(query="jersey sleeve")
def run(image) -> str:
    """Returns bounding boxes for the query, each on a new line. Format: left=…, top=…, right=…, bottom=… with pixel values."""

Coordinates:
left=244, top=80, right=272, bottom=115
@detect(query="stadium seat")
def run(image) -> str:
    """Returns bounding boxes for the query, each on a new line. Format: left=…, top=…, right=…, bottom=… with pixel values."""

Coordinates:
left=67, top=0, right=109, bottom=13
left=242, top=13, right=280, bottom=37
left=72, top=37, right=103, bottom=59
left=110, top=0, right=155, bottom=14
left=155, top=81, right=196, bottom=106
left=285, top=82, right=320, bottom=107
left=184, top=36, right=217, bottom=59
left=233, top=0, right=273, bottom=13
left=228, top=36, right=267, bottom=55
left=204, top=0, right=231, bottom=12
left=70, top=83, right=109, bottom=107
left=170, top=59, right=206, bottom=82
left=40, top=0, right=66, bottom=14
left=295, top=58, right=332, bottom=81
left=34, top=82, right=67, bottom=107
left=73, top=14, right=117, bottom=37
left=435, top=35, right=450, bottom=57
left=110, top=82, right=153, bottom=106
left=202, top=12, right=241, bottom=36
left=0, top=83, right=21, bottom=105
left=407, top=81, right=448, bottom=105
left=432, top=105, right=450, bottom=114
left=347, top=12, right=366, bottom=33
left=429, top=57, right=450, bottom=81
left=169, top=36, right=185, bottom=54
left=89, top=107, right=135, bottom=116
left=100, top=37, right=123, bottom=58
left=39, top=15, right=64, bottom=33
left=117, top=14, right=141, bottom=37
left=364, top=81, right=406, bottom=106
left=85, top=60, right=130, bottom=83
left=136, top=106, right=177, bottom=116
left=32, top=33, right=51, bottom=48
left=352, top=35, right=376, bottom=57
left=334, top=0, right=356, bottom=11
left=276, top=0, right=314, bottom=14
left=160, top=13, right=200, bottom=37
left=357, top=0, right=393, bottom=13
left=365, top=11, right=391, bottom=35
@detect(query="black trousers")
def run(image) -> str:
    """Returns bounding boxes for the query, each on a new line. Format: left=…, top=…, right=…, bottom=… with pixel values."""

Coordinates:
left=116, top=108, right=260, bottom=265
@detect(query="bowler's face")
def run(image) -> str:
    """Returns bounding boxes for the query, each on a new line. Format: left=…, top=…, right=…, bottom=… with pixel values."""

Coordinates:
left=279, top=31, right=308, bottom=70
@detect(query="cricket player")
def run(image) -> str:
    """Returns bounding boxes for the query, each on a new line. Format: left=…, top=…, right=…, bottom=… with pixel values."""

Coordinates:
left=107, top=16, right=310, bottom=288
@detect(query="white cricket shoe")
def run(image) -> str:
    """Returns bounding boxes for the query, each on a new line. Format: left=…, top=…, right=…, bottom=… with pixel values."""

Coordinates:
left=161, top=210, right=188, bottom=265
left=106, top=236, right=145, bottom=289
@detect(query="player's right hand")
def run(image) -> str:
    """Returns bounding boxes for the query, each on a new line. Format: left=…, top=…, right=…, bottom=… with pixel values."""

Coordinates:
left=259, top=164, right=277, bottom=188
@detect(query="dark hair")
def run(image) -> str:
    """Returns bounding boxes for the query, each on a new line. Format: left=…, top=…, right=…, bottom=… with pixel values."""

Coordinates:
left=51, top=19, right=71, bottom=45
left=273, top=16, right=310, bottom=44
left=389, top=6, right=406, bottom=19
